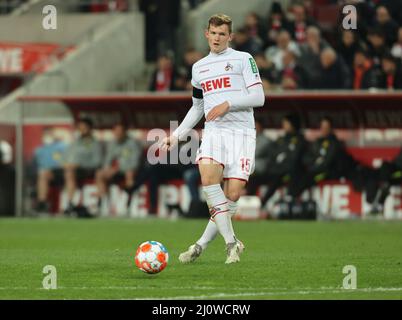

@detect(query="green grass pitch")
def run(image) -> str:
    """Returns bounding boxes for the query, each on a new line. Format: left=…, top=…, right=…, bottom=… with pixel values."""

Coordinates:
left=1, top=217, right=402, bottom=299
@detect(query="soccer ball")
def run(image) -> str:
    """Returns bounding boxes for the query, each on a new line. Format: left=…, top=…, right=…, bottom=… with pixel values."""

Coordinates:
left=135, top=241, right=169, bottom=274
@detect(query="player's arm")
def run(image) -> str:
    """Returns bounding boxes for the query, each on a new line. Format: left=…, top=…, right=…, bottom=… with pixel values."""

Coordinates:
left=227, top=83, right=265, bottom=110
left=228, top=53, right=265, bottom=110
left=160, top=87, right=204, bottom=151
left=206, top=84, right=265, bottom=121
left=206, top=54, right=265, bottom=121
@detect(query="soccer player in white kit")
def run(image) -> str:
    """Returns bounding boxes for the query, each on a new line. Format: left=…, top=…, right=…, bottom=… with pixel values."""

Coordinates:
left=161, top=14, right=265, bottom=264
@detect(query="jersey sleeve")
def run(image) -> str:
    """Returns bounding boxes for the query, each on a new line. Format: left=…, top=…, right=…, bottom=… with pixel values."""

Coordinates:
left=242, top=53, right=262, bottom=89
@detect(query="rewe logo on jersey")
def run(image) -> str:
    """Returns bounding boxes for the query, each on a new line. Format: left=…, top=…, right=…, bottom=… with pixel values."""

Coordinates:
left=201, top=77, right=231, bottom=93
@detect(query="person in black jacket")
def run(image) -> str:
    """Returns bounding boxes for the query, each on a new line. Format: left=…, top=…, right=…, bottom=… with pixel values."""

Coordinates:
left=246, top=120, right=273, bottom=196
left=365, top=147, right=402, bottom=214
left=352, top=48, right=382, bottom=90
left=373, top=5, right=399, bottom=48
left=287, top=116, right=345, bottom=199
left=259, top=114, right=307, bottom=207
left=0, top=140, right=15, bottom=216
left=316, top=47, right=352, bottom=89
left=366, top=28, right=389, bottom=69
left=378, top=53, right=402, bottom=90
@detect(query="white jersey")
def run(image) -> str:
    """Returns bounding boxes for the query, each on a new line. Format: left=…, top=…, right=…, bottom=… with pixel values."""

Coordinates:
left=191, top=47, right=262, bottom=133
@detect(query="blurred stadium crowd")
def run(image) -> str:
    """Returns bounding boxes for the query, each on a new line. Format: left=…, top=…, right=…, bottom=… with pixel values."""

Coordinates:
left=27, top=115, right=402, bottom=217
left=148, top=0, right=402, bottom=92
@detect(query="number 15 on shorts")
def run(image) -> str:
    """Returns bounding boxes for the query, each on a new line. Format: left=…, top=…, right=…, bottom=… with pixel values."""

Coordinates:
left=240, top=158, right=251, bottom=174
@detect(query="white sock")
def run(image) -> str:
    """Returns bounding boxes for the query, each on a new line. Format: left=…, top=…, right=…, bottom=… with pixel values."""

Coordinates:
left=196, top=219, right=218, bottom=250
left=196, top=197, right=239, bottom=249
left=201, top=184, right=235, bottom=245
left=227, top=199, right=238, bottom=236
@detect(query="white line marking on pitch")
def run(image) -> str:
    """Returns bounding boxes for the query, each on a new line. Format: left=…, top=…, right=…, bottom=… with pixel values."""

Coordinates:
left=1, top=286, right=402, bottom=299
left=135, top=288, right=402, bottom=300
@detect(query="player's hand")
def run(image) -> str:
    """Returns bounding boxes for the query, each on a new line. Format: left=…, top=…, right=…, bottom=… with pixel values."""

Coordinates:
left=160, top=135, right=179, bottom=152
left=206, top=101, right=230, bottom=121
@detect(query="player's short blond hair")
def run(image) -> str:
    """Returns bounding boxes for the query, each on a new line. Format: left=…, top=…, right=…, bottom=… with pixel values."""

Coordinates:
left=208, top=14, right=233, bottom=33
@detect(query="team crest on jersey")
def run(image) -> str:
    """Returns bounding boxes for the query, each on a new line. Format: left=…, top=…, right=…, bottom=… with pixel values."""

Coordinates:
left=224, top=62, right=233, bottom=71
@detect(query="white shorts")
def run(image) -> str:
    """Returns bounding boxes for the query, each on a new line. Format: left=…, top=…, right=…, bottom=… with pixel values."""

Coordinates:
left=195, top=128, right=256, bottom=182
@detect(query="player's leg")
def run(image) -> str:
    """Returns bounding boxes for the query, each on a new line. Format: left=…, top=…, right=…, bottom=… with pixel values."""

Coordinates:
left=95, top=168, right=109, bottom=198
left=124, top=170, right=135, bottom=190
left=223, top=179, right=241, bottom=233
left=191, top=179, right=242, bottom=253
left=179, top=132, right=238, bottom=263
left=221, top=131, right=256, bottom=263
left=36, top=169, right=54, bottom=212
left=179, top=159, right=226, bottom=263
left=95, top=167, right=118, bottom=212
left=180, top=160, right=239, bottom=263
left=223, top=178, right=247, bottom=263
left=97, top=167, right=120, bottom=195
left=198, top=159, right=237, bottom=245
left=64, top=164, right=77, bottom=212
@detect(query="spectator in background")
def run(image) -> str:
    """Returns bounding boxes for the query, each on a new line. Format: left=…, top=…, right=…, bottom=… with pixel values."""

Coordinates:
left=366, top=28, right=389, bottom=68
left=265, top=1, right=290, bottom=48
left=64, top=118, right=102, bottom=215
left=298, top=26, right=329, bottom=88
left=246, top=120, right=272, bottom=196
left=287, top=3, right=316, bottom=44
left=34, top=128, right=67, bottom=213
left=0, top=140, right=14, bottom=216
left=183, top=166, right=201, bottom=202
left=317, top=47, right=351, bottom=89
left=139, top=0, right=181, bottom=61
left=336, top=29, right=366, bottom=74
left=265, top=29, right=300, bottom=72
left=177, top=48, right=204, bottom=91
left=365, top=146, right=402, bottom=214
left=0, top=140, right=12, bottom=165
left=352, top=48, right=382, bottom=89
left=244, top=12, right=266, bottom=48
left=280, top=49, right=307, bottom=89
left=95, top=123, right=143, bottom=209
left=254, top=53, right=281, bottom=90
left=378, top=53, right=402, bottom=90
left=391, top=27, right=402, bottom=61
left=128, top=134, right=199, bottom=214
left=287, top=116, right=346, bottom=200
left=232, top=27, right=262, bottom=56
left=377, top=0, right=402, bottom=26
left=149, top=54, right=180, bottom=92
left=259, top=114, right=307, bottom=208
left=373, top=5, right=399, bottom=48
